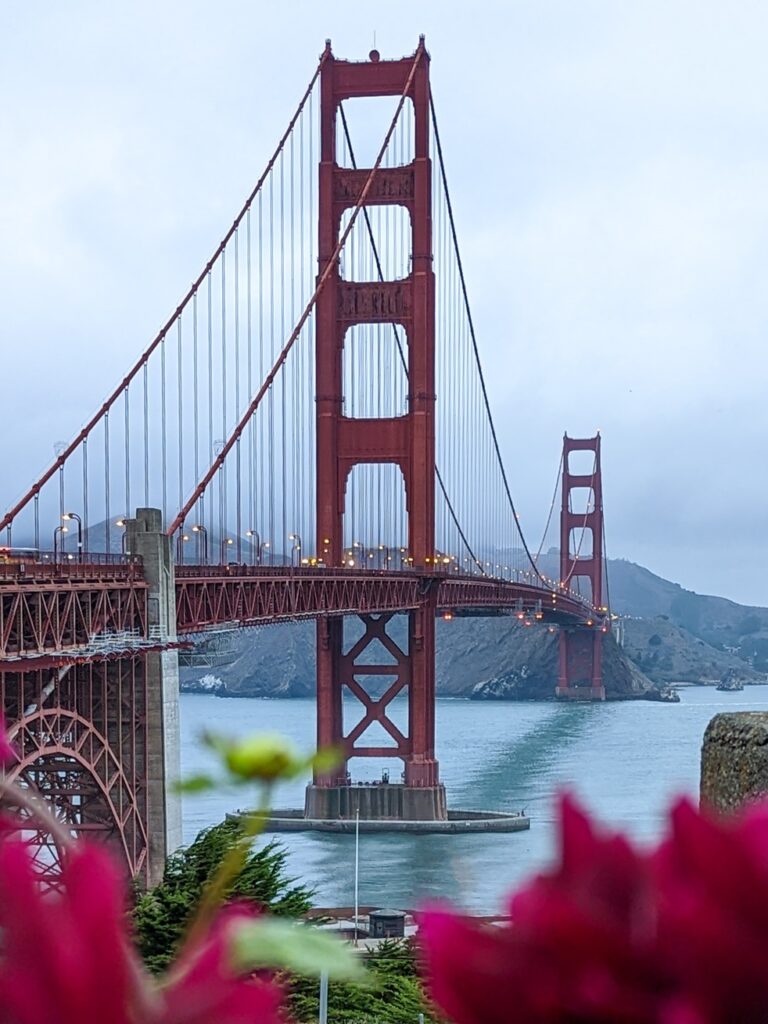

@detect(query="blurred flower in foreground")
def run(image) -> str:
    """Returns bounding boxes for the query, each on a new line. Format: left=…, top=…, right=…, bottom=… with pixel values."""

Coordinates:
left=655, top=798, right=768, bottom=1024
left=0, top=720, right=359, bottom=1024
left=0, top=712, right=16, bottom=766
left=0, top=838, right=282, bottom=1024
left=420, top=794, right=768, bottom=1024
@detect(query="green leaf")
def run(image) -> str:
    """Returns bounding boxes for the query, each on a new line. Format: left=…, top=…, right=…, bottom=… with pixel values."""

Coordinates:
left=311, top=746, right=343, bottom=774
left=173, top=774, right=215, bottom=794
left=204, top=731, right=307, bottom=783
left=230, top=918, right=366, bottom=981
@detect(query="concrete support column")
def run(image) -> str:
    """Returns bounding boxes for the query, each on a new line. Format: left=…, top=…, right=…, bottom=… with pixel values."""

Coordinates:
left=125, top=508, right=182, bottom=883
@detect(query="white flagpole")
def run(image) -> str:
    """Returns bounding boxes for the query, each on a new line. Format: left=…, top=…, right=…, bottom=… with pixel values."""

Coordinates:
left=354, top=805, right=360, bottom=947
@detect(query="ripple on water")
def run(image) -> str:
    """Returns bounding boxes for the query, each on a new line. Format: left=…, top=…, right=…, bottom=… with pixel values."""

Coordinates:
left=180, top=685, right=768, bottom=913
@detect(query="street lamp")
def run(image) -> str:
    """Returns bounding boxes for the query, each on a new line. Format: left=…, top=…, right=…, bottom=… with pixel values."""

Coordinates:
left=220, top=537, right=235, bottom=563
left=245, top=529, right=260, bottom=566
left=53, top=525, right=68, bottom=563
left=191, top=524, right=208, bottom=564
left=62, top=512, right=83, bottom=562
left=175, top=532, right=191, bottom=564
left=115, top=516, right=131, bottom=555
left=288, top=533, right=302, bottom=568
left=259, top=540, right=271, bottom=565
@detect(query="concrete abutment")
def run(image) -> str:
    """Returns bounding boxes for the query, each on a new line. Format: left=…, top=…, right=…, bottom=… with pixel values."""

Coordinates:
left=125, top=508, right=182, bottom=884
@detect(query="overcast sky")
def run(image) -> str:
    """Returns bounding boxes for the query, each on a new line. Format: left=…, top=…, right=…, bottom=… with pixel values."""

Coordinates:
left=2, top=1, right=767, bottom=604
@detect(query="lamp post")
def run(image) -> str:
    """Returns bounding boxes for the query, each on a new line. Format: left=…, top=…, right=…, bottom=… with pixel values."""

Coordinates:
left=191, top=524, right=208, bottom=564
left=115, top=517, right=130, bottom=556
left=259, top=540, right=270, bottom=566
left=245, top=529, right=260, bottom=566
left=61, top=512, right=83, bottom=562
left=288, top=533, right=302, bottom=568
left=220, top=537, right=234, bottom=563
left=321, top=536, right=331, bottom=566
left=176, top=532, right=191, bottom=564
left=53, top=525, right=68, bottom=564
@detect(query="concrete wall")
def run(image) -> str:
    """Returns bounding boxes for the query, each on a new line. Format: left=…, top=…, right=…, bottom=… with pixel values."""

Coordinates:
left=701, top=711, right=768, bottom=812
left=126, top=508, right=182, bottom=883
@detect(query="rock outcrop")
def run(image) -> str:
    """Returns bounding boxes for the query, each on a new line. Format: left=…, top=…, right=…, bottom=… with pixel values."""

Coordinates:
left=180, top=617, right=658, bottom=701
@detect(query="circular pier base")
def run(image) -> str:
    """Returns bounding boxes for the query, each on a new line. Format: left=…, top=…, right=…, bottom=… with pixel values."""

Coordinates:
left=260, top=808, right=530, bottom=835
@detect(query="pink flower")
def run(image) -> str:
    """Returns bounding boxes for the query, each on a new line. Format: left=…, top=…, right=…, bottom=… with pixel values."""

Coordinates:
left=160, top=904, right=283, bottom=1024
left=0, top=711, right=16, bottom=766
left=0, top=838, right=284, bottom=1024
left=421, top=796, right=674, bottom=1024
left=0, top=839, right=136, bottom=1024
left=655, top=798, right=768, bottom=1024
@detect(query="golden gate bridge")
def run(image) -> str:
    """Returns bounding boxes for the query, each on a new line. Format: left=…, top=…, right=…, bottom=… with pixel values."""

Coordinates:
left=0, top=39, right=609, bottom=885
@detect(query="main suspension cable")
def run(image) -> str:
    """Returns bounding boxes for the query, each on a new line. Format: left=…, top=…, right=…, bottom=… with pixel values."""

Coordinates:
left=429, top=91, right=546, bottom=585
left=169, top=45, right=425, bottom=536
left=0, top=54, right=328, bottom=537
left=533, top=450, right=564, bottom=566
left=338, top=103, right=485, bottom=574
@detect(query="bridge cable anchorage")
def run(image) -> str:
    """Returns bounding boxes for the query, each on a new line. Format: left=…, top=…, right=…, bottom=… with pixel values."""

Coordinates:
left=0, top=53, right=329, bottom=538
left=337, top=103, right=486, bottom=577
left=429, top=92, right=547, bottom=586
left=167, top=45, right=425, bottom=538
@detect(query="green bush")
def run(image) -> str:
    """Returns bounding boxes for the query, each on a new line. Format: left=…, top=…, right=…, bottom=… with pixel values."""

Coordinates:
left=132, top=817, right=313, bottom=973
left=288, top=939, right=437, bottom=1024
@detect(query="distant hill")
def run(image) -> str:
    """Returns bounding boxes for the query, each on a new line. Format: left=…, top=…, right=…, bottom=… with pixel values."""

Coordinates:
left=179, top=552, right=767, bottom=701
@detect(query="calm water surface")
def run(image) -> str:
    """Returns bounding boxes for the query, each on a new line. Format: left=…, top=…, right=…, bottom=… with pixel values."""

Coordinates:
left=180, top=686, right=768, bottom=913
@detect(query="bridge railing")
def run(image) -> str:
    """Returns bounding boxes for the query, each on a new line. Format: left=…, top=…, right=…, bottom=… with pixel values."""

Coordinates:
left=0, top=553, right=143, bottom=582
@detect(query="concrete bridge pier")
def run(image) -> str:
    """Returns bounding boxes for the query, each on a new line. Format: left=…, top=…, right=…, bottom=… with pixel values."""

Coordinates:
left=125, top=508, right=182, bottom=883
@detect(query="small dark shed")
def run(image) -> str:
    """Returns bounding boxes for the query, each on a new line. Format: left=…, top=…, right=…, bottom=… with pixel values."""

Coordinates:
left=368, top=909, right=406, bottom=939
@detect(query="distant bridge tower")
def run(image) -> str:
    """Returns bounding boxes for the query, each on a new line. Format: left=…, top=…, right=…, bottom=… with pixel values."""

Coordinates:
left=307, top=39, right=445, bottom=820
left=557, top=434, right=606, bottom=700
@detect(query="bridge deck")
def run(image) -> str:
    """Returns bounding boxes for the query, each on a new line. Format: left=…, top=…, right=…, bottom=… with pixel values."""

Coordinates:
left=0, top=559, right=602, bottom=663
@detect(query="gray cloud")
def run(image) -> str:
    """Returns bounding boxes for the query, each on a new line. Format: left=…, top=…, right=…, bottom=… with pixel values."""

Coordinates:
left=1, top=1, right=766, bottom=602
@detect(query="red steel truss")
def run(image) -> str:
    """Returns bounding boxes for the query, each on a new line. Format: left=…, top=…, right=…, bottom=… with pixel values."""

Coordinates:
left=0, top=560, right=147, bottom=661
left=175, top=565, right=596, bottom=633
left=1, top=658, right=149, bottom=886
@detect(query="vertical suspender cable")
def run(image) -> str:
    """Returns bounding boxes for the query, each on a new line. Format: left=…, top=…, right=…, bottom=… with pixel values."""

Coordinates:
left=177, top=316, right=183, bottom=519
left=220, top=251, right=227, bottom=551
left=160, top=337, right=167, bottom=530
left=104, top=411, right=111, bottom=554
left=430, top=93, right=544, bottom=583
left=235, top=229, right=242, bottom=560
left=82, top=438, right=89, bottom=544
left=143, top=363, right=149, bottom=507
left=247, top=207, right=254, bottom=549
left=268, top=173, right=275, bottom=563
left=124, top=386, right=131, bottom=522
left=193, top=290, right=200, bottom=525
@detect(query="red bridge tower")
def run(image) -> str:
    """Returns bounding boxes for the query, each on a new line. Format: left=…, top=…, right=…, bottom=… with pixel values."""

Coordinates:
left=557, top=434, right=606, bottom=700
left=306, top=40, right=445, bottom=820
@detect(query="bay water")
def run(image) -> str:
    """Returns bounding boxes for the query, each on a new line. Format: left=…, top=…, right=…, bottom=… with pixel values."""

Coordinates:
left=180, top=686, right=768, bottom=913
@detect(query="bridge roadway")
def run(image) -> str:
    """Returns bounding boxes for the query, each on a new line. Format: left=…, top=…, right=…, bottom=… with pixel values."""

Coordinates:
left=0, top=558, right=603, bottom=664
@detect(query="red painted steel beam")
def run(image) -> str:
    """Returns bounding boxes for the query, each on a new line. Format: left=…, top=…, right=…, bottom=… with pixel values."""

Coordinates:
left=173, top=566, right=602, bottom=634
left=0, top=565, right=148, bottom=660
